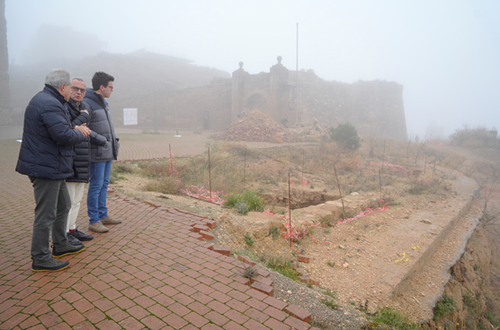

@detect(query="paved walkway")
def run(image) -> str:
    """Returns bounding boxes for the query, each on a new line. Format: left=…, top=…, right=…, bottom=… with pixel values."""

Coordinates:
left=0, top=138, right=314, bottom=330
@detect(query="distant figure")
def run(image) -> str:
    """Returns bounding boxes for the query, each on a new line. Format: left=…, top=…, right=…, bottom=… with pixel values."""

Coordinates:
left=84, top=72, right=121, bottom=233
left=415, top=135, right=420, bottom=143
left=65, top=78, right=107, bottom=244
left=16, top=69, right=90, bottom=272
left=280, top=116, right=288, bottom=127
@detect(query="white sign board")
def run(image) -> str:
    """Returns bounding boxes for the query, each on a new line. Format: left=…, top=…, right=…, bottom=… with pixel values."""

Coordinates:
left=123, top=108, right=138, bottom=126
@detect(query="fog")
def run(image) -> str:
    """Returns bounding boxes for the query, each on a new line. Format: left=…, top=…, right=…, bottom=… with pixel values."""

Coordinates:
left=5, top=0, right=500, bottom=138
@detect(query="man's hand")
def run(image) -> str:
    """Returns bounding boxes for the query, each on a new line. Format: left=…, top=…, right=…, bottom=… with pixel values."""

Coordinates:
left=80, top=110, right=89, bottom=114
left=75, top=123, right=91, bottom=137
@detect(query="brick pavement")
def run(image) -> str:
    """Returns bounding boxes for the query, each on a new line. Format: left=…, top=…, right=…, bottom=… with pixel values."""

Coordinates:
left=0, top=139, right=315, bottom=330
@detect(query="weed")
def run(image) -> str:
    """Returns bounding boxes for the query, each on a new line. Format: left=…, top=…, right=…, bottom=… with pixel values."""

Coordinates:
left=463, top=292, right=481, bottom=314
left=260, top=254, right=299, bottom=281
left=366, top=307, right=420, bottom=330
left=113, top=163, right=135, bottom=174
left=242, top=266, right=258, bottom=279
left=433, top=295, right=455, bottom=321
left=269, top=226, right=280, bottom=240
left=244, top=234, right=254, bottom=247
left=473, top=264, right=480, bottom=271
left=321, top=297, right=340, bottom=310
left=327, top=261, right=335, bottom=267
left=319, top=216, right=332, bottom=228
left=110, top=170, right=127, bottom=184
left=144, top=177, right=179, bottom=194
left=408, top=177, right=448, bottom=195
left=307, top=283, right=313, bottom=288
left=324, top=288, right=337, bottom=299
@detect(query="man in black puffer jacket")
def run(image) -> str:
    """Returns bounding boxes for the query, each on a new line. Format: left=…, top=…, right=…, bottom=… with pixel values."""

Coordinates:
left=16, top=70, right=91, bottom=272
left=65, top=78, right=107, bottom=245
left=84, top=72, right=121, bottom=233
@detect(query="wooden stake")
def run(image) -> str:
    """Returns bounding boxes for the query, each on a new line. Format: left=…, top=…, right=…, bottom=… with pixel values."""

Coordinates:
left=288, top=172, right=292, bottom=247
left=333, top=164, right=346, bottom=219
left=208, top=147, right=212, bottom=202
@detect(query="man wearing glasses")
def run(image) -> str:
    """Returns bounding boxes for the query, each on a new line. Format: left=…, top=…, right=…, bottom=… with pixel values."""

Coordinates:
left=84, top=72, right=121, bottom=233
left=65, top=78, right=107, bottom=244
left=16, top=70, right=91, bottom=271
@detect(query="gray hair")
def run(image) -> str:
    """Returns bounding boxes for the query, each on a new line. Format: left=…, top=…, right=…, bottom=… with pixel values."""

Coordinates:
left=45, top=69, right=72, bottom=89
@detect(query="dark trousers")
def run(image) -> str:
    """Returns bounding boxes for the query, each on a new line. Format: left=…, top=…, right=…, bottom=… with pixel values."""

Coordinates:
left=30, top=177, right=70, bottom=262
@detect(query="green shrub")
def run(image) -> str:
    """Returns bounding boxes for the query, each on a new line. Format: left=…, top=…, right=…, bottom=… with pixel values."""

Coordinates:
left=368, top=307, right=420, bottom=330
left=224, top=190, right=264, bottom=213
left=244, top=234, right=254, bottom=246
left=236, top=202, right=249, bottom=215
left=433, top=295, right=455, bottom=321
left=329, top=123, right=361, bottom=150
left=450, top=125, right=495, bottom=148
left=485, top=312, right=500, bottom=327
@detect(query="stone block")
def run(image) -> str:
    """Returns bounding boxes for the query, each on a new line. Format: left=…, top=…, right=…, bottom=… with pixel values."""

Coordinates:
left=251, top=276, right=273, bottom=286
left=257, top=268, right=271, bottom=278
left=193, top=224, right=209, bottom=232
left=204, top=219, right=217, bottom=228
left=213, top=246, right=231, bottom=256
left=298, top=276, right=310, bottom=284
left=251, top=281, right=274, bottom=296
left=298, top=254, right=311, bottom=263
left=237, top=255, right=256, bottom=266
left=189, top=232, right=203, bottom=241
left=285, top=304, right=312, bottom=323
left=199, top=230, right=214, bottom=240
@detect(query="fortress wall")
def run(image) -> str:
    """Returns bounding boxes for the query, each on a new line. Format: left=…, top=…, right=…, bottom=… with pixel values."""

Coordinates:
left=112, top=80, right=232, bottom=131
left=112, top=69, right=408, bottom=141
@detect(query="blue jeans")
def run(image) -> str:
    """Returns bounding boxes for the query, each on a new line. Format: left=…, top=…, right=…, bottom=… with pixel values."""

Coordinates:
left=88, top=160, right=112, bottom=224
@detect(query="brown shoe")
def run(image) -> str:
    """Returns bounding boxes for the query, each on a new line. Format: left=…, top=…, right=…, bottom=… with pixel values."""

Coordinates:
left=101, top=216, right=122, bottom=225
left=89, top=221, right=109, bottom=233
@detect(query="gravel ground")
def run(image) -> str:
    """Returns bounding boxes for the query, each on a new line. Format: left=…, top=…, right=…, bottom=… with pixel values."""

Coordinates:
left=268, top=270, right=368, bottom=329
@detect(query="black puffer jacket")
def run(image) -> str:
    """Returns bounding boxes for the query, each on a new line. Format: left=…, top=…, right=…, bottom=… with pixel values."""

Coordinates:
left=65, top=99, right=107, bottom=183
left=83, top=89, right=119, bottom=162
left=16, top=85, right=84, bottom=180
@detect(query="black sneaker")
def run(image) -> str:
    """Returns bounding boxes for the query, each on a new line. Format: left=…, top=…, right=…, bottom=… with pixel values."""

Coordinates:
left=52, top=243, right=85, bottom=258
left=32, top=257, right=69, bottom=272
left=67, top=233, right=82, bottom=246
left=71, top=228, right=94, bottom=241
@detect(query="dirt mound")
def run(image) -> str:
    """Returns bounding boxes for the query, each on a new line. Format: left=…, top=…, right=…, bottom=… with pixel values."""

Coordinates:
left=214, top=110, right=292, bottom=143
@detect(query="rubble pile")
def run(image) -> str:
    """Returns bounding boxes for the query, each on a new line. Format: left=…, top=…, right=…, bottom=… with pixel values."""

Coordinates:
left=215, top=110, right=292, bottom=143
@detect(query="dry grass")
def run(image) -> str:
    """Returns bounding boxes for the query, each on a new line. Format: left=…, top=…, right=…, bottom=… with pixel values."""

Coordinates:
left=124, top=137, right=451, bottom=207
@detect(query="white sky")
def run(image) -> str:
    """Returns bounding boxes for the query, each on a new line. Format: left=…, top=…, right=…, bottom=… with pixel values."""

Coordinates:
left=5, top=0, right=500, bottom=138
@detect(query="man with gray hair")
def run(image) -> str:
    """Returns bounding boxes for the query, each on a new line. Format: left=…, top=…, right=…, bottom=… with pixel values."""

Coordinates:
left=16, top=69, right=92, bottom=272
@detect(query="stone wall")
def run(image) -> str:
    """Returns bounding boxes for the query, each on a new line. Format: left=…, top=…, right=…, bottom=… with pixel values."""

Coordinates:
left=296, top=71, right=408, bottom=140
left=112, top=79, right=233, bottom=131
left=114, top=58, right=408, bottom=141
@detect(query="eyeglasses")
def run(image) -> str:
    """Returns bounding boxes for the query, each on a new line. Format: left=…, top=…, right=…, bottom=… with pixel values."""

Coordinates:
left=71, top=86, right=86, bottom=93
left=106, top=85, right=114, bottom=90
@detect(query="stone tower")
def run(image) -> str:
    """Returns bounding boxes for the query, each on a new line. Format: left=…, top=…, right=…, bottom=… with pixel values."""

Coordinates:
left=0, top=0, right=10, bottom=125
